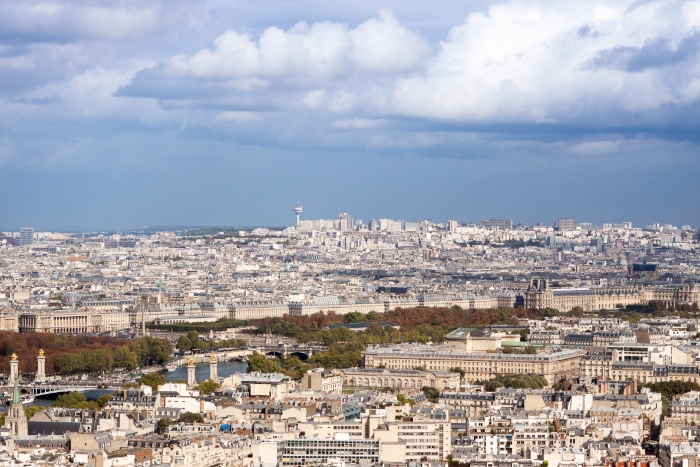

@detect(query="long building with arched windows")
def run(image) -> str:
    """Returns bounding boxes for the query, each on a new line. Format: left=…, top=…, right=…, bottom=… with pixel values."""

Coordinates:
left=523, top=279, right=700, bottom=311
left=362, top=344, right=584, bottom=384
left=337, top=367, right=459, bottom=390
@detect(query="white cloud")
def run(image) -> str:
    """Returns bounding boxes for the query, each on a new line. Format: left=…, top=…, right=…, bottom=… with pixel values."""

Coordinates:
left=329, top=90, right=356, bottom=112
left=332, top=118, right=387, bottom=129
left=348, top=10, right=431, bottom=73
left=214, top=111, right=263, bottom=123
left=0, top=56, right=34, bottom=71
left=301, top=89, right=326, bottom=109
left=389, top=0, right=700, bottom=123
left=0, top=2, right=160, bottom=40
left=569, top=140, right=622, bottom=155
left=119, top=0, right=700, bottom=132
left=165, top=10, right=430, bottom=81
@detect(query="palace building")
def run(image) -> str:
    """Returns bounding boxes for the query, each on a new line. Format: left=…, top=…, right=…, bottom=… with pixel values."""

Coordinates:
left=362, top=345, right=584, bottom=384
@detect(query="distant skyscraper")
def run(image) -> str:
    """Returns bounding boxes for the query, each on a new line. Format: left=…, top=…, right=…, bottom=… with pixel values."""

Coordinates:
left=19, top=227, right=34, bottom=246
left=369, top=219, right=378, bottom=231
left=293, top=202, right=302, bottom=228
left=338, top=213, right=353, bottom=231
left=556, top=218, right=575, bottom=231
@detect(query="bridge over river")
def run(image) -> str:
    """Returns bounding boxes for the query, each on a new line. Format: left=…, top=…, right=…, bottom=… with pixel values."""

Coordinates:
left=167, top=345, right=323, bottom=368
left=0, top=382, right=122, bottom=398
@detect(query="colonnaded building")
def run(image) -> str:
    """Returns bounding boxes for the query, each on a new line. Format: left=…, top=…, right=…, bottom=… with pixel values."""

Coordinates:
left=362, top=344, right=584, bottom=384
left=18, top=308, right=130, bottom=333
left=523, top=279, right=700, bottom=311
left=338, top=368, right=460, bottom=390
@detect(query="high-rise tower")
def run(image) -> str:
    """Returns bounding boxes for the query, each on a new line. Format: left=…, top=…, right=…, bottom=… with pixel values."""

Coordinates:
left=19, top=227, right=34, bottom=246
left=293, top=202, right=302, bottom=228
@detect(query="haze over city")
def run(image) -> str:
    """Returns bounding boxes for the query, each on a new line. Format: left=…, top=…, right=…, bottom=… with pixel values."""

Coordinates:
left=3, top=1, right=700, bottom=463
left=1, top=0, right=699, bottom=230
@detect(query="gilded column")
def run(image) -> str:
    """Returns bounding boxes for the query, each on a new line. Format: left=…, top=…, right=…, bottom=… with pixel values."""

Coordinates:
left=209, top=353, right=218, bottom=381
left=36, top=349, right=46, bottom=383
left=9, top=354, right=18, bottom=386
left=187, top=358, right=197, bottom=387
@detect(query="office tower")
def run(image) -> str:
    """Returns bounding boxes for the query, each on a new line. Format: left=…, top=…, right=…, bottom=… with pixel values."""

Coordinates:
left=369, top=219, right=378, bottom=231
left=557, top=218, right=575, bottom=231
left=387, top=220, right=403, bottom=232
left=20, top=227, right=34, bottom=246
left=448, top=220, right=458, bottom=232
left=481, top=219, right=513, bottom=230
left=338, top=213, right=353, bottom=231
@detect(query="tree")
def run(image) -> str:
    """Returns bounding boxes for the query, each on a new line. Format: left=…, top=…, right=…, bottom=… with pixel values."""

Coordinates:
left=247, top=351, right=281, bottom=373
left=640, top=381, right=700, bottom=397
left=396, top=393, right=414, bottom=407
left=97, top=394, right=112, bottom=407
left=130, top=336, right=171, bottom=365
left=178, top=412, right=204, bottom=423
left=422, top=386, right=440, bottom=402
left=139, top=372, right=167, bottom=392
left=23, top=406, right=43, bottom=420
left=156, top=418, right=173, bottom=434
left=54, top=392, right=89, bottom=408
left=449, top=367, right=466, bottom=382
left=281, top=356, right=312, bottom=379
left=540, top=308, right=559, bottom=318
left=345, top=312, right=364, bottom=323
left=54, top=391, right=113, bottom=410
left=366, top=311, right=383, bottom=321
left=517, top=329, right=529, bottom=342
left=176, top=336, right=192, bottom=351
left=476, top=374, right=548, bottom=391
left=197, top=379, right=221, bottom=395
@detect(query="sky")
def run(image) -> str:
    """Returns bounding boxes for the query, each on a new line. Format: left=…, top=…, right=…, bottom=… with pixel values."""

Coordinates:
left=0, top=0, right=699, bottom=231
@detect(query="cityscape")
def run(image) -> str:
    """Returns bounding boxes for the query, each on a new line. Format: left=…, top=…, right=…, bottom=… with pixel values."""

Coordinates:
left=2, top=0, right=700, bottom=466
left=0, top=207, right=697, bottom=466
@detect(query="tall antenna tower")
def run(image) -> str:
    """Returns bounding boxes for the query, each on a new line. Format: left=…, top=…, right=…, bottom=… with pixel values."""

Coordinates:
left=293, top=202, right=302, bottom=228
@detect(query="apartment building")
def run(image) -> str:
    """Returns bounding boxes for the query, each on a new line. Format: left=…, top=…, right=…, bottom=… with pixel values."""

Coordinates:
left=294, top=409, right=451, bottom=462
left=127, top=436, right=228, bottom=467
left=281, top=438, right=380, bottom=467
left=300, top=369, right=344, bottom=395
left=375, top=418, right=450, bottom=462
left=511, top=412, right=554, bottom=456
left=669, top=393, right=700, bottom=424
left=439, top=392, right=496, bottom=417
left=580, top=344, right=699, bottom=384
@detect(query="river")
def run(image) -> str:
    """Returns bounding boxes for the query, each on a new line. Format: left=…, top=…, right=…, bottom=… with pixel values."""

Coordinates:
left=164, top=360, right=247, bottom=383
left=2, top=360, right=248, bottom=411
